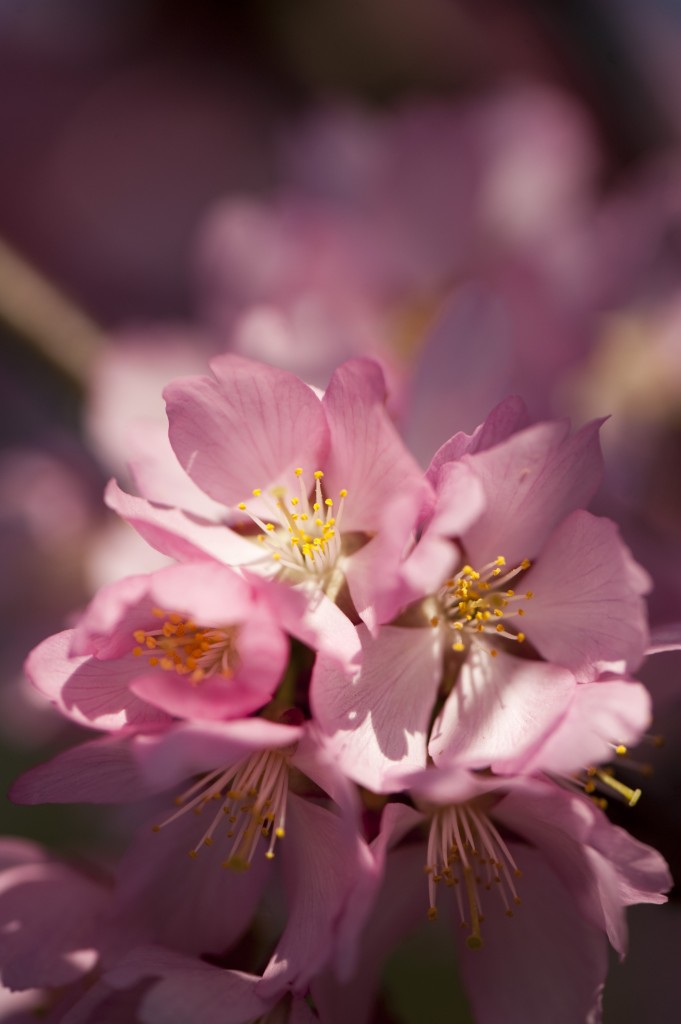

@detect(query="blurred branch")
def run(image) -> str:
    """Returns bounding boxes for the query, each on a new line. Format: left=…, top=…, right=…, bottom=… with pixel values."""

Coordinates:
left=0, top=239, right=105, bottom=387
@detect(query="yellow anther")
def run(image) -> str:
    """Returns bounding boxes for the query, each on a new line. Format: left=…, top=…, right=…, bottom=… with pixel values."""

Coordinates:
left=516, top=632, right=525, bottom=643
left=525, top=591, right=534, bottom=599
left=506, top=590, right=515, bottom=597
left=452, top=641, right=465, bottom=652
left=520, top=559, right=531, bottom=570
left=339, top=488, right=348, bottom=498
left=133, top=630, right=146, bottom=643
left=145, top=637, right=157, bottom=649
left=295, top=467, right=303, bottom=477
left=495, top=556, right=506, bottom=566
left=238, top=502, right=247, bottom=511
left=615, top=744, right=627, bottom=756
left=148, top=657, right=159, bottom=666
left=430, top=616, right=440, bottom=627
left=314, top=470, right=324, bottom=479
left=133, top=646, right=143, bottom=657
left=495, top=624, right=504, bottom=633
left=152, top=607, right=165, bottom=618
left=313, top=502, right=320, bottom=511
left=252, top=489, right=262, bottom=497
left=490, top=649, right=498, bottom=657
left=517, top=608, right=525, bottom=616
left=427, top=907, right=438, bottom=921
left=324, top=498, right=333, bottom=507
left=265, top=523, right=275, bottom=531
left=290, top=497, right=299, bottom=506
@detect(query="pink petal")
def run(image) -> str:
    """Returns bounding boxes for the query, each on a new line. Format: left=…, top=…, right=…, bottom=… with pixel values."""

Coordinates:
left=429, top=649, right=575, bottom=770
left=132, top=719, right=304, bottom=792
left=10, top=734, right=161, bottom=805
left=0, top=861, right=108, bottom=991
left=460, top=418, right=604, bottom=568
left=311, top=625, right=443, bottom=792
left=425, top=393, right=530, bottom=481
left=105, top=480, right=262, bottom=566
left=312, top=844, right=428, bottom=1024
left=512, top=679, right=652, bottom=776
left=127, top=420, right=226, bottom=520
left=521, top=511, right=650, bottom=673
left=455, top=843, right=607, bottom=1024
left=24, top=632, right=171, bottom=732
left=165, top=354, right=329, bottom=506
left=254, top=575, right=362, bottom=673
left=110, top=809, right=272, bottom=959
left=394, top=461, right=486, bottom=606
left=322, top=359, right=429, bottom=534
left=258, top=793, right=375, bottom=997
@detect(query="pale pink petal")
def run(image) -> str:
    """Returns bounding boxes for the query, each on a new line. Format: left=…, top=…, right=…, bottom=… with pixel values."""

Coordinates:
left=322, top=359, right=429, bottom=533
left=494, top=780, right=671, bottom=957
left=127, top=420, right=226, bottom=520
left=104, top=948, right=267, bottom=1024
left=395, top=461, right=486, bottom=605
left=165, top=354, right=329, bottom=506
left=342, top=485, right=434, bottom=630
left=131, top=719, right=303, bottom=792
left=258, top=793, right=375, bottom=997
left=25, top=632, right=171, bottom=732
left=460, top=419, right=604, bottom=567
left=311, top=625, right=443, bottom=792
left=455, top=843, right=607, bottom=1024
left=255, top=576, right=361, bottom=672
left=429, top=649, right=575, bottom=770
left=0, top=861, right=108, bottom=991
left=312, top=844, right=428, bottom=1024
left=425, top=393, right=530, bottom=481
left=510, top=679, right=652, bottom=776
left=109, top=809, right=272, bottom=959
left=521, top=511, right=649, bottom=673
left=10, top=734, right=161, bottom=805
left=105, top=480, right=262, bottom=566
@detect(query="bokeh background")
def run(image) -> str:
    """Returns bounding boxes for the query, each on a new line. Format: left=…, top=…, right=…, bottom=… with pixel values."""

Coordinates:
left=1, top=1, right=681, bottom=1020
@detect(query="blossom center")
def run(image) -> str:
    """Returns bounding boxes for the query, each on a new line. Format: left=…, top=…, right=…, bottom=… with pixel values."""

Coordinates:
left=425, top=801, right=521, bottom=949
left=152, top=747, right=293, bottom=870
left=437, top=556, right=534, bottom=658
left=132, top=608, right=240, bottom=686
left=237, top=468, right=348, bottom=586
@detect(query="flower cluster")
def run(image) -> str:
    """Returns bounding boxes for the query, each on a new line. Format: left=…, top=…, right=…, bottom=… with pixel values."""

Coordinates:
left=6, top=355, right=674, bottom=1023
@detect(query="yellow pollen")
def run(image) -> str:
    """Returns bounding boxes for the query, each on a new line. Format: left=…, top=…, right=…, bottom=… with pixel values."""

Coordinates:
left=252, top=489, right=261, bottom=497
left=339, top=488, right=348, bottom=497
left=314, top=470, right=324, bottom=479
left=295, top=467, right=303, bottom=476
left=238, top=502, right=246, bottom=511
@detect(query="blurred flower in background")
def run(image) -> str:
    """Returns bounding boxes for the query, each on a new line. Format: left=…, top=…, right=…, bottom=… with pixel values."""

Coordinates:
left=1, top=1, right=681, bottom=1021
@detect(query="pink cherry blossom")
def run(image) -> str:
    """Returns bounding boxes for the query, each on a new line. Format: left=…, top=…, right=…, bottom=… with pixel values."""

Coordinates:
left=312, top=405, right=651, bottom=785
left=25, top=562, right=289, bottom=729
left=106, top=355, right=432, bottom=648
left=363, top=764, right=670, bottom=1024
left=12, top=718, right=376, bottom=996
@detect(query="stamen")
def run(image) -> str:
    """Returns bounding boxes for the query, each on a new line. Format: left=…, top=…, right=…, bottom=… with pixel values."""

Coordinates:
left=151, top=749, right=292, bottom=870
left=425, top=803, right=521, bottom=948
left=235, top=468, right=349, bottom=586
left=131, top=614, right=239, bottom=685
left=439, top=555, right=532, bottom=655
